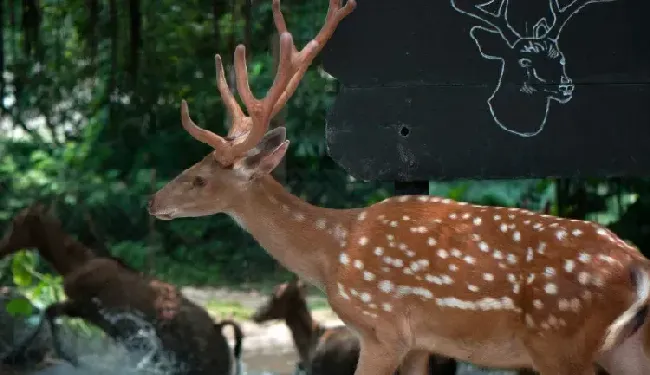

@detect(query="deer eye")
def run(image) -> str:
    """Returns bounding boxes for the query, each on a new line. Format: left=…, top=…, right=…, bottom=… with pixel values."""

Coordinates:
left=192, top=176, right=206, bottom=187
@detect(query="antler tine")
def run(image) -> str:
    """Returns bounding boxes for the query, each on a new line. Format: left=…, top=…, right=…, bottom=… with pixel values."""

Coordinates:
left=546, top=0, right=606, bottom=40
left=269, top=0, right=357, bottom=118
left=215, top=54, right=246, bottom=139
left=180, top=100, right=229, bottom=151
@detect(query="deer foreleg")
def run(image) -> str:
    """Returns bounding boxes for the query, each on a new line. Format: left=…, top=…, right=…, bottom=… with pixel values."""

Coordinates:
left=353, top=337, right=404, bottom=375
left=44, top=300, right=90, bottom=367
left=398, top=350, right=430, bottom=375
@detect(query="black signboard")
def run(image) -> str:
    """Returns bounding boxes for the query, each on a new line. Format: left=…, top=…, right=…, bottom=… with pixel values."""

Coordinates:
left=322, top=0, right=650, bottom=181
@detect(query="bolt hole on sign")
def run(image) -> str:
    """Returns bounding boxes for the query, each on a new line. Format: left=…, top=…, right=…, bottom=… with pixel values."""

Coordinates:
left=321, top=0, right=650, bottom=182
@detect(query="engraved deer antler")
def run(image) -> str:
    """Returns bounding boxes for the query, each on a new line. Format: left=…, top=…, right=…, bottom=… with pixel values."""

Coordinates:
left=450, top=0, right=521, bottom=47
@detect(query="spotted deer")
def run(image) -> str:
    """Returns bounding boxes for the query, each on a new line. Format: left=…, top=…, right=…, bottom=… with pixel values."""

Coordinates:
left=146, top=0, right=650, bottom=374
left=451, top=0, right=616, bottom=137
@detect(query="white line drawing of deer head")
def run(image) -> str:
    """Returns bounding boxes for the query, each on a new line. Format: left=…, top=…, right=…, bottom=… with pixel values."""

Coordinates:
left=451, top=0, right=617, bottom=137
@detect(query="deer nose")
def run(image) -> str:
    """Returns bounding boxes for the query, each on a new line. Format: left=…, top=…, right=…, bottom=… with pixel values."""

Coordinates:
left=147, top=196, right=156, bottom=212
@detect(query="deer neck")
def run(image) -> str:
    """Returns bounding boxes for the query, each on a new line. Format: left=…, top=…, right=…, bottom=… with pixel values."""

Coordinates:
left=227, top=175, right=362, bottom=289
left=284, top=299, right=322, bottom=367
left=1, top=219, right=96, bottom=276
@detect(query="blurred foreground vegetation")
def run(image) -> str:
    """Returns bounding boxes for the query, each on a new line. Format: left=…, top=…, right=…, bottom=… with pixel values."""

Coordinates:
left=1, top=0, right=650, bottom=294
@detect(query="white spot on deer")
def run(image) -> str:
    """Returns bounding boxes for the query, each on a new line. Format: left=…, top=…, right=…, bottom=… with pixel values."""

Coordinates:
left=526, top=274, right=535, bottom=285
left=417, top=196, right=429, bottom=202
left=578, top=253, right=591, bottom=263
left=473, top=217, right=482, bottom=226
left=374, top=247, right=384, bottom=256
left=513, top=231, right=521, bottom=242
left=555, top=230, right=567, bottom=241
left=362, top=311, right=378, bottom=319
left=462, top=213, right=471, bottom=220
left=540, top=322, right=551, bottom=330
left=526, top=247, right=534, bottom=262
left=413, top=226, right=428, bottom=233
left=350, top=289, right=358, bottom=296
left=437, top=249, right=449, bottom=259
left=441, top=198, right=451, bottom=204
left=570, top=298, right=581, bottom=312
left=598, top=254, right=617, bottom=264
left=363, top=271, right=375, bottom=281
left=533, top=223, right=543, bottom=230
left=382, top=303, right=392, bottom=312
left=494, top=214, right=501, bottom=220
left=545, top=267, right=555, bottom=277
left=340, top=241, right=346, bottom=248
left=449, top=213, right=457, bottom=220
left=533, top=299, right=544, bottom=309
left=368, top=303, right=377, bottom=309
left=378, top=280, right=394, bottom=293
left=507, top=273, right=517, bottom=283
left=339, top=253, right=350, bottom=265
left=390, top=221, right=398, bottom=227
left=354, top=260, right=364, bottom=270
left=426, top=274, right=442, bottom=285
left=338, top=283, right=350, bottom=300
left=386, top=234, right=394, bottom=241
left=360, top=293, right=372, bottom=303
left=397, top=196, right=410, bottom=202
left=417, top=259, right=429, bottom=268
left=523, top=220, right=531, bottom=225
left=572, top=229, right=582, bottom=237
left=513, top=284, right=520, bottom=294
left=507, top=254, right=517, bottom=264
left=358, top=237, right=369, bottom=246
left=381, top=267, right=390, bottom=273
left=526, top=314, right=535, bottom=327
left=357, top=211, right=367, bottom=221
left=402, top=215, right=410, bottom=221
left=537, top=242, right=547, bottom=254
left=441, top=275, right=454, bottom=285
left=508, top=213, right=516, bottom=219
left=451, top=248, right=462, bottom=258
left=293, top=212, right=305, bottom=221
left=493, top=250, right=503, bottom=260
left=578, top=272, right=590, bottom=285
left=500, top=223, right=508, bottom=233
left=393, top=259, right=404, bottom=268
left=464, top=255, right=476, bottom=265
left=483, top=273, right=494, bottom=281
left=468, top=285, right=480, bottom=292
left=406, top=250, right=416, bottom=257
left=597, top=228, right=608, bottom=236
left=545, top=283, right=558, bottom=295
left=449, top=264, right=458, bottom=272
left=564, top=260, right=575, bottom=273
left=479, top=241, right=489, bottom=252
left=549, top=223, right=559, bottom=228
left=315, top=219, right=326, bottom=230
left=558, top=298, right=569, bottom=311
left=427, top=237, right=437, bottom=246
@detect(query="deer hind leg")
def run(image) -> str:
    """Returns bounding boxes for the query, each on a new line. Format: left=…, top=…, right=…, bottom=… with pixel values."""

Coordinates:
left=524, top=339, right=596, bottom=375
left=398, top=350, right=430, bottom=375
left=44, top=300, right=90, bottom=367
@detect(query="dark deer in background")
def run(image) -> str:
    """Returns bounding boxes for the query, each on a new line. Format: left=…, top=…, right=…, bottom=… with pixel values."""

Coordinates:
left=451, top=0, right=616, bottom=137
left=252, top=278, right=458, bottom=375
left=0, top=204, right=244, bottom=375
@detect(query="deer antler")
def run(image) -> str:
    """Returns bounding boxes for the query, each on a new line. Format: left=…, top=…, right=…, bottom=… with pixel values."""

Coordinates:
left=451, top=0, right=521, bottom=46
left=181, top=0, right=356, bottom=166
left=546, top=0, right=614, bottom=40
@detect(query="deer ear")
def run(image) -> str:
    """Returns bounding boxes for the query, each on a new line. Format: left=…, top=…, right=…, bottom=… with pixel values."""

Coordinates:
left=469, top=26, right=510, bottom=59
left=236, top=128, right=289, bottom=180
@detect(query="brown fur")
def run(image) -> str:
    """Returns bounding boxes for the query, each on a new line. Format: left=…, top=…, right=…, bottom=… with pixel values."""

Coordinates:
left=252, top=278, right=457, bottom=375
left=0, top=205, right=243, bottom=375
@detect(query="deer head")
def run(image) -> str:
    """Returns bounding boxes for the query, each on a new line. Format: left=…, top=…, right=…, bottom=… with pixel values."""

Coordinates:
left=0, top=204, right=50, bottom=254
left=252, top=277, right=309, bottom=323
left=147, top=0, right=356, bottom=220
left=451, top=0, right=616, bottom=137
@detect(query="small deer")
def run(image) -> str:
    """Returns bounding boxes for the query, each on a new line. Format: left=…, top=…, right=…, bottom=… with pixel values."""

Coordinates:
left=451, top=0, right=616, bottom=137
left=147, top=0, right=650, bottom=374
left=252, top=277, right=458, bottom=375
left=0, top=204, right=244, bottom=375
